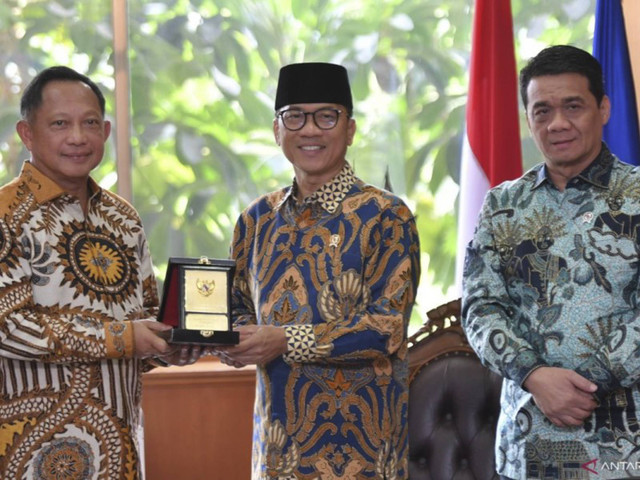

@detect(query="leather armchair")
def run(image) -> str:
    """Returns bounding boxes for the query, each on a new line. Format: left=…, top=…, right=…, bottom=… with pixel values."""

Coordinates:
left=407, top=298, right=503, bottom=480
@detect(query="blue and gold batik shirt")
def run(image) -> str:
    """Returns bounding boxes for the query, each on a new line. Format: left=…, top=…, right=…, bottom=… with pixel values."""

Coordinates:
left=463, top=144, right=640, bottom=479
left=231, top=163, right=420, bottom=479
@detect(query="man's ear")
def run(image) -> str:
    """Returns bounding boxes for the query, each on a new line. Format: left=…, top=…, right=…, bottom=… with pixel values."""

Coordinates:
left=600, top=95, right=611, bottom=125
left=347, top=118, right=356, bottom=146
left=273, top=118, right=281, bottom=146
left=103, top=119, right=112, bottom=141
left=16, top=120, right=33, bottom=151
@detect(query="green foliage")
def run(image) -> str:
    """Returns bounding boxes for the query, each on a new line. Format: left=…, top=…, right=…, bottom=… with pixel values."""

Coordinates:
left=0, top=0, right=596, bottom=305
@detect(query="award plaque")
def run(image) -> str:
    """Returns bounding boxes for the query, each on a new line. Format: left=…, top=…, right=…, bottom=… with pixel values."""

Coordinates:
left=157, top=256, right=239, bottom=345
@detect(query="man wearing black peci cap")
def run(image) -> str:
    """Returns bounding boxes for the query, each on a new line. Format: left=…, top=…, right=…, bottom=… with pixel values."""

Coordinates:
left=217, top=62, right=421, bottom=478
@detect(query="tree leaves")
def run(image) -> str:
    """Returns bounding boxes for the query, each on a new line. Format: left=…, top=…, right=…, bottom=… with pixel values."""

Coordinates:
left=0, top=0, right=597, bottom=296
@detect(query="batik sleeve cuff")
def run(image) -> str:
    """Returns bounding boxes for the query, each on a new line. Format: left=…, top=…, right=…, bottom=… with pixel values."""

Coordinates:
left=105, top=320, right=135, bottom=358
left=283, top=324, right=331, bottom=364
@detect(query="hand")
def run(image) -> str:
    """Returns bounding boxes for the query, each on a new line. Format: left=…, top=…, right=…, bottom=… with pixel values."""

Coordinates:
left=204, top=346, right=246, bottom=368
left=524, top=366, right=598, bottom=427
left=158, top=345, right=205, bottom=366
left=214, top=349, right=248, bottom=369
left=133, top=320, right=172, bottom=358
left=217, top=325, right=287, bottom=367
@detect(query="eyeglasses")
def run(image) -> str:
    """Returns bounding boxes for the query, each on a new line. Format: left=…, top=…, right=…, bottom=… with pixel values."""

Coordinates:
left=276, top=108, right=344, bottom=131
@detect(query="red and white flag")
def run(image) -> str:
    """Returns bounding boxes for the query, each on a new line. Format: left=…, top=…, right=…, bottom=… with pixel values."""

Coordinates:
left=456, top=0, right=523, bottom=291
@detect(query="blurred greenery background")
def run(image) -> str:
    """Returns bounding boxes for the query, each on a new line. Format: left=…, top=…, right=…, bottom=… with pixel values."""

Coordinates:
left=0, top=0, right=595, bottom=325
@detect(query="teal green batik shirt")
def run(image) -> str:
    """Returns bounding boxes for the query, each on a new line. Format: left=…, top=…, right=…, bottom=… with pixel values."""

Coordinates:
left=463, top=144, right=640, bottom=480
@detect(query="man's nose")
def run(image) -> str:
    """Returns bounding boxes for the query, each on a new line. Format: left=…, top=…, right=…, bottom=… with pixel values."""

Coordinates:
left=547, top=110, right=571, bottom=130
left=67, top=123, right=87, bottom=143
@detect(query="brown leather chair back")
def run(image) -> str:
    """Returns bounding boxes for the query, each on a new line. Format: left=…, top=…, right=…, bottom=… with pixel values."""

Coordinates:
left=408, top=298, right=502, bottom=480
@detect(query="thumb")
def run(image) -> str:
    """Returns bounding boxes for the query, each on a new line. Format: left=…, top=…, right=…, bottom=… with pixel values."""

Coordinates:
left=145, top=321, right=173, bottom=332
left=571, top=371, right=598, bottom=393
left=153, top=336, right=171, bottom=355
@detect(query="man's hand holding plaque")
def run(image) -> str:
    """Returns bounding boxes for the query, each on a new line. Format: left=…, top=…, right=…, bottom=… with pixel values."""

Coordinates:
left=157, top=256, right=239, bottom=345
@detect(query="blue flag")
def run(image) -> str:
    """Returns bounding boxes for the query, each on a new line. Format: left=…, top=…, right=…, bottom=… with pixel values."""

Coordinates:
left=593, top=0, right=640, bottom=165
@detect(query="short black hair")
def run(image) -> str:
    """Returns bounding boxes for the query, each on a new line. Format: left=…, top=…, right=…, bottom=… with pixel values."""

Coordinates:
left=519, top=45, right=605, bottom=110
left=20, top=66, right=106, bottom=120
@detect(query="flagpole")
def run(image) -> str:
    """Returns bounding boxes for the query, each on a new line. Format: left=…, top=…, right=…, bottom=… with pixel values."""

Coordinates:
left=622, top=0, right=640, bottom=124
left=112, top=0, right=133, bottom=201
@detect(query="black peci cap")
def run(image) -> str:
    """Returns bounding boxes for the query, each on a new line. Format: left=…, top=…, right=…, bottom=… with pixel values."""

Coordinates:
left=274, top=62, right=353, bottom=112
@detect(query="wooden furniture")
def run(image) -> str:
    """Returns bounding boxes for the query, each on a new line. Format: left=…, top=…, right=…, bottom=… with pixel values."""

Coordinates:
left=142, top=358, right=256, bottom=480
left=407, top=298, right=503, bottom=480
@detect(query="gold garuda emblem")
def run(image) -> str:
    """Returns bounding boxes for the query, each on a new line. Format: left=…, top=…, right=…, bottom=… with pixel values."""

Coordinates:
left=196, top=278, right=216, bottom=296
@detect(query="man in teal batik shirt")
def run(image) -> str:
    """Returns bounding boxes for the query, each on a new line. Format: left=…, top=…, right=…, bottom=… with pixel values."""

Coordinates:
left=463, top=45, right=640, bottom=479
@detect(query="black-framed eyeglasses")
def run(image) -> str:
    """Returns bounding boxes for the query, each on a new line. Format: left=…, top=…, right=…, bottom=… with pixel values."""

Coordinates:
left=276, top=108, right=344, bottom=131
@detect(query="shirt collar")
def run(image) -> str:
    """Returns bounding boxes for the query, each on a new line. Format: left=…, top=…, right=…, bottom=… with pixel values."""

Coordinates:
left=20, top=161, right=101, bottom=205
left=532, top=143, right=614, bottom=190
left=277, top=162, right=357, bottom=213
